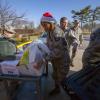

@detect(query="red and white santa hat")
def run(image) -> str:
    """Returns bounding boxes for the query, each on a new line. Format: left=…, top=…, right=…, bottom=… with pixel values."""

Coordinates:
left=41, top=12, right=56, bottom=24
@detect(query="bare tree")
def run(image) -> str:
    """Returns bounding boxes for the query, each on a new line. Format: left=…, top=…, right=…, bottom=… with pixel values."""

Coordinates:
left=0, top=0, right=25, bottom=35
left=36, top=24, right=44, bottom=34
left=12, top=19, right=34, bottom=29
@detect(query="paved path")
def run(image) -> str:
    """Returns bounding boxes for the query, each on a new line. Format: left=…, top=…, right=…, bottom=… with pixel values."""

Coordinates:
left=69, top=38, right=89, bottom=75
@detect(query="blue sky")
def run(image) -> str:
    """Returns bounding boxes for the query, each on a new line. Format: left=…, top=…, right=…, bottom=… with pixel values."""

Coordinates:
left=8, top=0, right=100, bottom=27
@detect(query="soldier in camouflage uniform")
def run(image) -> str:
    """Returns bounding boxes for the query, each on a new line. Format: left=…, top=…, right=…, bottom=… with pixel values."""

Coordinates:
left=82, top=28, right=100, bottom=68
left=40, top=12, right=71, bottom=95
left=72, top=20, right=83, bottom=46
left=60, top=17, right=78, bottom=67
left=68, top=20, right=83, bottom=66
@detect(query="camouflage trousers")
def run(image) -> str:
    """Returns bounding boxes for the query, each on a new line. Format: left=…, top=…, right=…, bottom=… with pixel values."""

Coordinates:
left=51, top=52, right=70, bottom=84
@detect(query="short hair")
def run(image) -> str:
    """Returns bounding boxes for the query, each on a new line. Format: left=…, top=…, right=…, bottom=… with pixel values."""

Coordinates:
left=60, top=17, right=68, bottom=22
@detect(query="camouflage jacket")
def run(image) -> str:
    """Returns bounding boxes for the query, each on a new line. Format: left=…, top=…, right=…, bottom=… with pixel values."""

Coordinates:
left=72, top=27, right=83, bottom=43
left=82, top=28, right=100, bottom=67
left=47, top=26, right=77, bottom=59
left=64, top=28, right=78, bottom=49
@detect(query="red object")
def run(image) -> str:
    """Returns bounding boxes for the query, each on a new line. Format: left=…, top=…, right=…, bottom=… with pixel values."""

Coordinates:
left=43, top=12, right=53, bottom=18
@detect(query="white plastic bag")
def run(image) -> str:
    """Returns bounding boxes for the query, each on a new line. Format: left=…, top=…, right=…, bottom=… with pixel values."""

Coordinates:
left=18, top=40, right=50, bottom=76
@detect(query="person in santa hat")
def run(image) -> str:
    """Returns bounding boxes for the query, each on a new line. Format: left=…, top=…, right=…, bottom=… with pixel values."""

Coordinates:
left=40, top=12, right=70, bottom=96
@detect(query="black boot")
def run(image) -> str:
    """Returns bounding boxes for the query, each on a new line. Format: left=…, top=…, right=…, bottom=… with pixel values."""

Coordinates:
left=49, top=84, right=60, bottom=96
